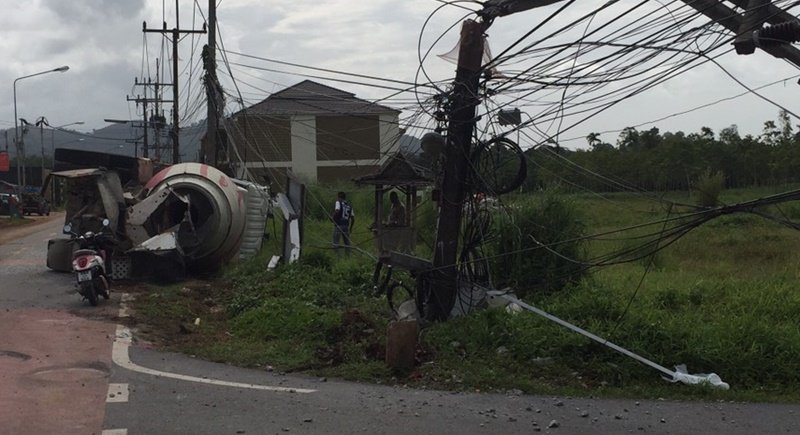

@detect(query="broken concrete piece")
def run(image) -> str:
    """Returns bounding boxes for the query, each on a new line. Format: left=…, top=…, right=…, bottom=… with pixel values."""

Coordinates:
left=385, top=320, right=418, bottom=371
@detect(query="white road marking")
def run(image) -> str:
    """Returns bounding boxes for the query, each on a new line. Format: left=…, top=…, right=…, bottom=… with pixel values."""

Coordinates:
left=118, top=304, right=130, bottom=318
left=101, top=430, right=127, bottom=435
left=112, top=325, right=316, bottom=394
left=118, top=294, right=134, bottom=318
left=107, top=383, right=129, bottom=403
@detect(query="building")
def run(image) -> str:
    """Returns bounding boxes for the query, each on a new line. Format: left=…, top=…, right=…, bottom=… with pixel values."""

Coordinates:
left=228, top=80, right=400, bottom=185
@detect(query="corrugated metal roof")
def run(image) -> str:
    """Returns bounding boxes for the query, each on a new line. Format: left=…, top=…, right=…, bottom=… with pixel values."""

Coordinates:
left=235, top=80, right=400, bottom=116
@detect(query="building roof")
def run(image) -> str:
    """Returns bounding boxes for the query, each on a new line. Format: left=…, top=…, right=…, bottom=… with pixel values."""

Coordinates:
left=235, top=80, right=400, bottom=117
left=354, top=153, right=432, bottom=187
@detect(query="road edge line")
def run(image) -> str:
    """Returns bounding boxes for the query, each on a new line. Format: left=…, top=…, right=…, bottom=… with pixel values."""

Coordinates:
left=112, top=324, right=316, bottom=394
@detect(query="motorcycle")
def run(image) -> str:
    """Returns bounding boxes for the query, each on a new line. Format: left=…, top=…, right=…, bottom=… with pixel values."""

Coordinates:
left=64, top=219, right=112, bottom=306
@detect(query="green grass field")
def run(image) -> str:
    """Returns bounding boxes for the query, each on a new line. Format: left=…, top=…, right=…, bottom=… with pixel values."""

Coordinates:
left=133, top=184, right=800, bottom=402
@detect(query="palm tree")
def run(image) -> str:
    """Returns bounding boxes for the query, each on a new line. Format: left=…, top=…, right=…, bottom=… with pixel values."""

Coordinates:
left=586, top=132, right=601, bottom=148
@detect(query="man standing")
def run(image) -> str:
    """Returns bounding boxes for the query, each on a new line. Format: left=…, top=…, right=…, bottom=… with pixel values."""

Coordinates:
left=333, top=191, right=354, bottom=256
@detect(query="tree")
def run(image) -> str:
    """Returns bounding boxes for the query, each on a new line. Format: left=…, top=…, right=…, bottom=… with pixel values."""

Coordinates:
left=617, top=127, right=639, bottom=150
left=761, top=120, right=780, bottom=146
left=778, top=110, right=793, bottom=145
left=719, top=124, right=740, bottom=145
left=586, top=132, right=601, bottom=148
left=640, top=127, right=661, bottom=149
left=700, top=126, right=715, bottom=141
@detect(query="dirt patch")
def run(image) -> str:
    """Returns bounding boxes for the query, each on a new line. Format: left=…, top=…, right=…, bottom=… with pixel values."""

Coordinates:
left=121, top=279, right=233, bottom=349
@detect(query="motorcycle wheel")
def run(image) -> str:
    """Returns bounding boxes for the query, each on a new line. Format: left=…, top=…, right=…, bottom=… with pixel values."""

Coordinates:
left=84, top=283, right=98, bottom=306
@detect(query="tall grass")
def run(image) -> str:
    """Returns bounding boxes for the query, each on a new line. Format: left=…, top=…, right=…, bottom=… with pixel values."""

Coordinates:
left=488, top=190, right=587, bottom=297
left=694, top=169, right=725, bottom=207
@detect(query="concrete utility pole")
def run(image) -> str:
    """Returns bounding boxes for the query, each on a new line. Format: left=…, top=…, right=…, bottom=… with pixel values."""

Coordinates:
left=511, top=0, right=800, bottom=66
left=679, top=0, right=800, bottom=67
left=155, top=60, right=163, bottom=160
left=144, top=2, right=206, bottom=164
left=427, top=0, right=560, bottom=320
left=127, top=69, right=174, bottom=160
left=37, top=117, right=46, bottom=186
left=203, top=0, right=224, bottom=167
left=127, top=89, right=174, bottom=160
left=429, top=19, right=487, bottom=321
left=135, top=78, right=149, bottom=158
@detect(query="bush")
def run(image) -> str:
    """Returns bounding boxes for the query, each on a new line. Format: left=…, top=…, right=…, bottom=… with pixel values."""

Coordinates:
left=694, top=169, right=725, bottom=207
left=487, top=190, right=586, bottom=297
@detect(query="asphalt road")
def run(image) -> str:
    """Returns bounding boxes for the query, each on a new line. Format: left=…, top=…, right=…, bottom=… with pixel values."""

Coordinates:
left=1, top=220, right=799, bottom=434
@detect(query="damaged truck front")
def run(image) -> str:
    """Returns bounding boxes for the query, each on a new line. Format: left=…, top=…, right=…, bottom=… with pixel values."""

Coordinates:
left=45, top=168, right=127, bottom=272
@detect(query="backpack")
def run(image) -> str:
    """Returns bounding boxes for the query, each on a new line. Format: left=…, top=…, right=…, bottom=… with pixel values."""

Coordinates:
left=336, top=200, right=352, bottom=225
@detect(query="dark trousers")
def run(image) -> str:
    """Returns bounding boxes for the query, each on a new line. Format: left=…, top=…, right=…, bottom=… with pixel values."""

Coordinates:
left=333, top=224, right=351, bottom=256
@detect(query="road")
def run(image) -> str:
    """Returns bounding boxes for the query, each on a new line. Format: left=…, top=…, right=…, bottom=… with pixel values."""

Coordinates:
left=1, top=220, right=798, bottom=434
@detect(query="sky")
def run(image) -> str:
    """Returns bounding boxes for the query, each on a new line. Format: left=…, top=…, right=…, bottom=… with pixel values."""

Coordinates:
left=2, top=0, right=800, bottom=151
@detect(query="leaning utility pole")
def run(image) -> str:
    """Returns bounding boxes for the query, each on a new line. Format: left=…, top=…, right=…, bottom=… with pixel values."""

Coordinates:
left=679, top=0, right=800, bottom=67
left=144, top=2, right=206, bottom=164
left=427, top=0, right=576, bottom=320
left=203, top=0, right=224, bottom=167
left=428, top=20, right=486, bottom=321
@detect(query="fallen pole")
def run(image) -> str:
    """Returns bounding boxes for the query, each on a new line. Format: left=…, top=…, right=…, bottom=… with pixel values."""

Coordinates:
left=490, top=290, right=729, bottom=389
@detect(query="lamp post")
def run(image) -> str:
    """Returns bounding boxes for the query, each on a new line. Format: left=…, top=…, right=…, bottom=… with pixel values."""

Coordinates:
left=13, top=65, right=69, bottom=188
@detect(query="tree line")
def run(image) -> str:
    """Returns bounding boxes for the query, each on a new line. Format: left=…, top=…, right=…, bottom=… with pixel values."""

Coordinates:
left=523, top=111, right=800, bottom=193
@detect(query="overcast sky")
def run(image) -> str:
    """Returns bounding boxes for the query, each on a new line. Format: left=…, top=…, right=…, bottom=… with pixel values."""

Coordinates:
left=2, top=0, right=799, bottom=150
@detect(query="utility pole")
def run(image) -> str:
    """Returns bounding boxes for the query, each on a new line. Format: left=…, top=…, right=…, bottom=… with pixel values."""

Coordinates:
left=133, top=80, right=149, bottom=158
left=144, top=4, right=206, bottom=164
left=128, top=79, right=173, bottom=160
left=506, top=0, right=800, bottom=66
left=155, top=59, right=163, bottom=160
left=125, top=138, right=142, bottom=158
left=39, top=118, right=45, bottom=186
left=428, top=20, right=487, bottom=321
left=678, top=0, right=800, bottom=67
left=203, top=0, right=225, bottom=167
left=426, top=0, right=571, bottom=320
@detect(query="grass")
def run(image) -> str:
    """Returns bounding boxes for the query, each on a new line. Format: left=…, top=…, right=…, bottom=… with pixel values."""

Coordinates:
left=131, top=184, right=800, bottom=402
left=0, top=215, right=31, bottom=229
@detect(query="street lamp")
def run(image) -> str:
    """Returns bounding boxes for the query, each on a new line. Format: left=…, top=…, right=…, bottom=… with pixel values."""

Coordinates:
left=13, top=65, right=69, bottom=188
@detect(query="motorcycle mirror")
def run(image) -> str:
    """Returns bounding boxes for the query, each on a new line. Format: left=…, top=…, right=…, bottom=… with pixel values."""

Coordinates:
left=102, top=218, right=110, bottom=227
left=63, top=224, right=72, bottom=234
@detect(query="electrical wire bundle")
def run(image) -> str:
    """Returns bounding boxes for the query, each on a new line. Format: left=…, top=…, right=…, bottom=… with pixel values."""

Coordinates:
left=156, top=1, right=800, bottom=320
